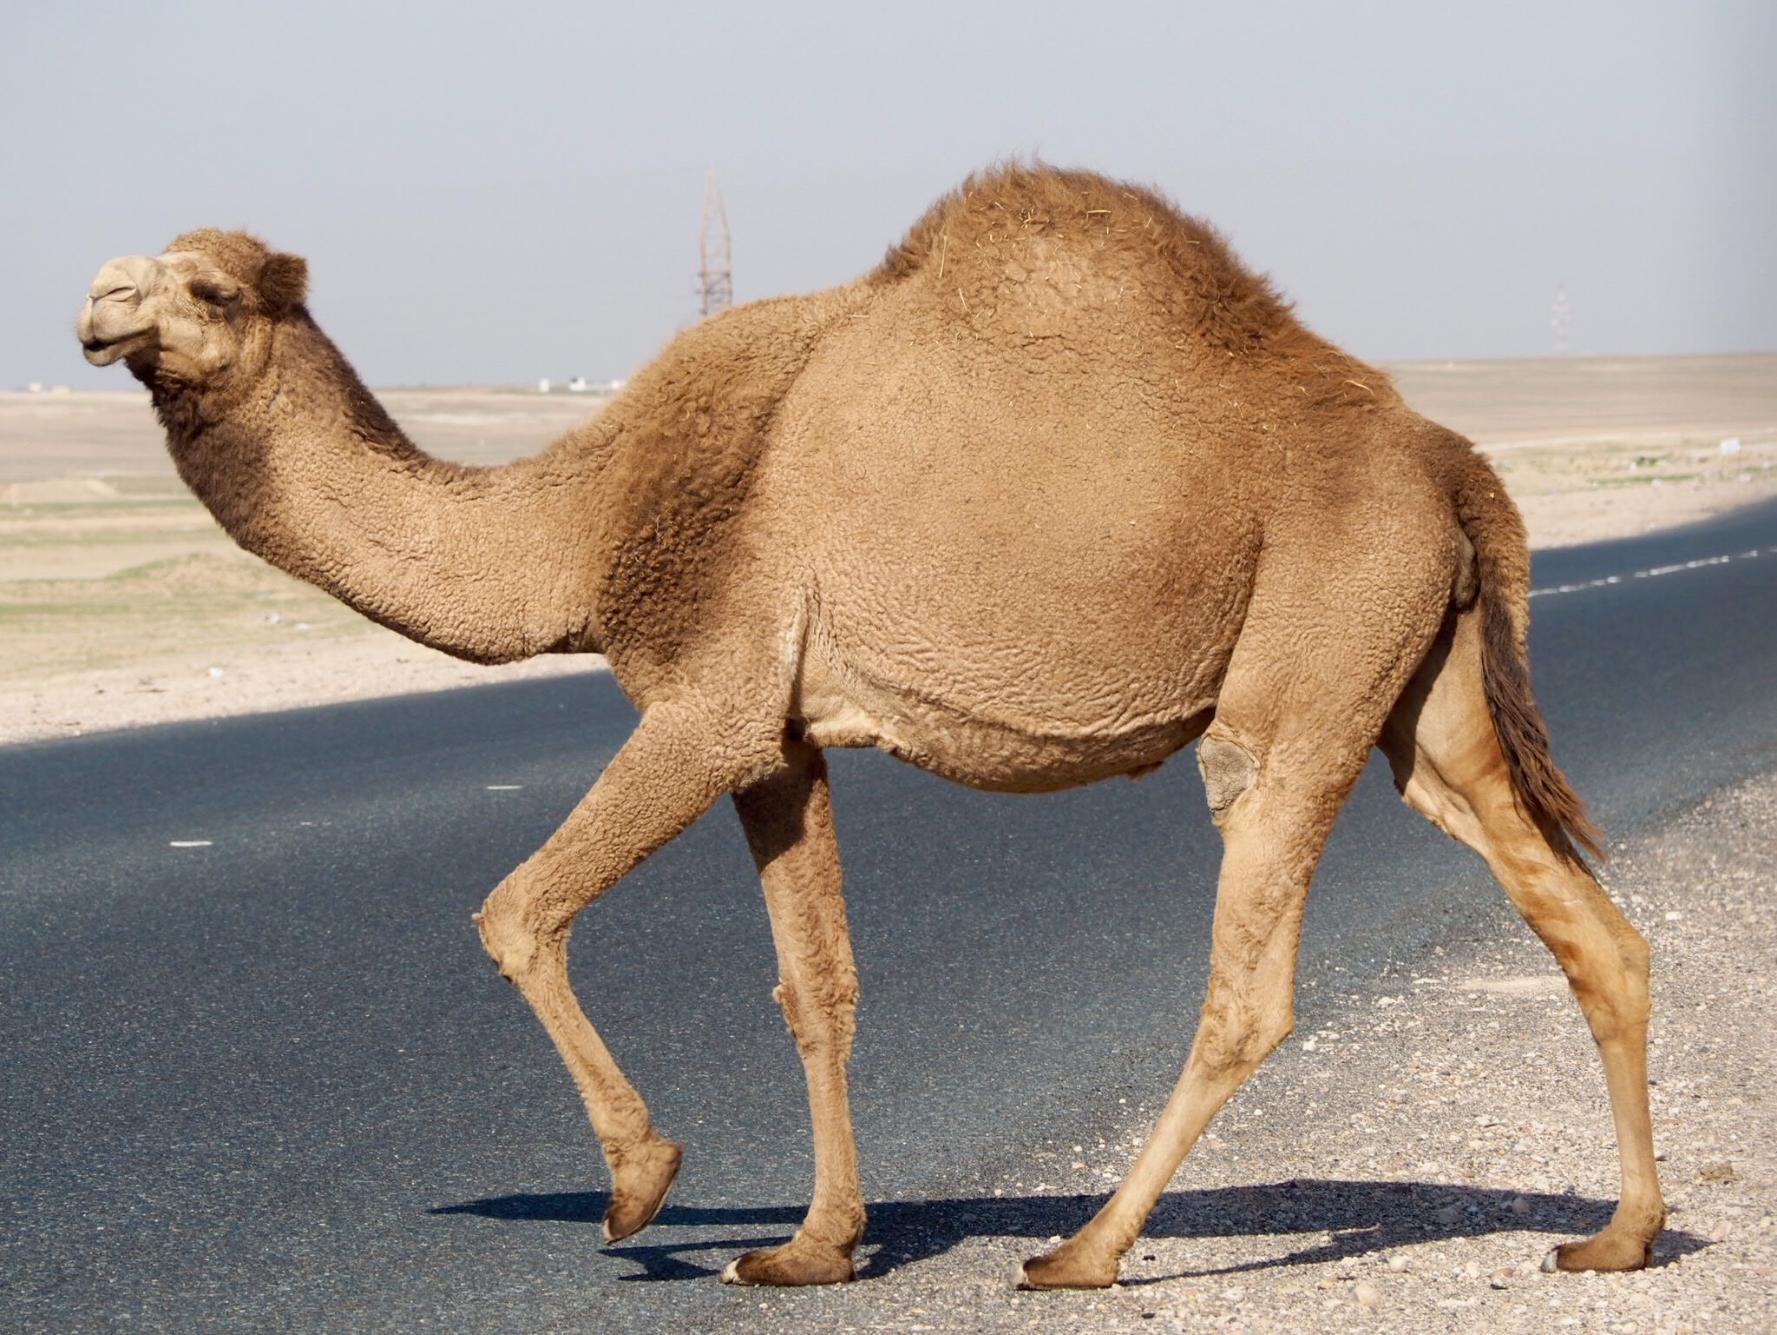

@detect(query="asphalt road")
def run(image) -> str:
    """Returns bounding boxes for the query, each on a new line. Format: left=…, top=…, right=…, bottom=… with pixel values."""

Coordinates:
left=4, top=499, right=1775, bottom=1333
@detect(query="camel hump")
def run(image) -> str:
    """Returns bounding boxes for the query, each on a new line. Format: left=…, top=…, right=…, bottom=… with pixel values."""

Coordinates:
left=870, top=163, right=1301, bottom=352
left=1452, top=449, right=1606, bottom=865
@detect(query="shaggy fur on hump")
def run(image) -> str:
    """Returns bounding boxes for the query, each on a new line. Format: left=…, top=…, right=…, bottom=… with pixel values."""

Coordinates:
left=876, top=162, right=1297, bottom=351
left=873, top=162, right=1395, bottom=410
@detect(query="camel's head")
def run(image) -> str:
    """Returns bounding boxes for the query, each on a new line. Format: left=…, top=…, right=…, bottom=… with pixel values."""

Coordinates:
left=78, top=230, right=308, bottom=383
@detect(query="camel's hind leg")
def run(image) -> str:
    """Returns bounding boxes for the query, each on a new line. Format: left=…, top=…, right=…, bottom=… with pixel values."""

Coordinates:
left=1380, top=609, right=1664, bottom=1271
left=722, top=740, right=865, bottom=1286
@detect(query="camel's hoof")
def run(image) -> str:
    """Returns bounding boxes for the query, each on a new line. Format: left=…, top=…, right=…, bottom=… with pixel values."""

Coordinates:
left=1018, top=1240, right=1119, bottom=1290
left=720, top=1236, right=856, bottom=1286
left=599, top=1138, right=682, bottom=1245
left=1541, top=1231, right=1656, bottom=1274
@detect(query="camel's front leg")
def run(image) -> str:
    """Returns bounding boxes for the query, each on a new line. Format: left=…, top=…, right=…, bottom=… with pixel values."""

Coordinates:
left=1021, top=741, right=1349, bottom=1288
left=1018, top=528, right=1446, bottom=1289
left=1021, top=736, right=1355, bottom=1289
left=722, top=740, right=864, bottom=1285
left=474, top=702, right=766, bottom=1245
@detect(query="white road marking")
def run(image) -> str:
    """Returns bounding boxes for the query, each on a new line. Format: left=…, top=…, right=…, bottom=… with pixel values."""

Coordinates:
left=168, top=840, right=213, bottom=848
left=1458, top=974, right=1568, bottom=996
left=485, top=784, right=523, bottom=791
left=1529, top=544, right=1770, bottom=599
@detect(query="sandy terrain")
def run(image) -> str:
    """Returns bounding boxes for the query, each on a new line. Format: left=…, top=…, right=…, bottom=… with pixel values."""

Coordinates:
left=0, top=390, right=609, bottom=744
left=1389, top=356, right=1777, bottom=546
left=2, top=357, right=1773, bottom=745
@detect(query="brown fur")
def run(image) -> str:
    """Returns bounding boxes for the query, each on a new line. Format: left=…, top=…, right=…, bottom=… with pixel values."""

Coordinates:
left=874, top=163, right=1395, bottom=409
left=166, top=229, right=308, bottom=315
left=1453, top=452, right=1607, bottom=863
left=78, top=162, right=1661, bottom=1292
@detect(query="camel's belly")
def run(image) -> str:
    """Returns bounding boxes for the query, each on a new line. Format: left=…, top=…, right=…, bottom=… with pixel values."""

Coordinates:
left=793, top=651, right=1215, bottom=793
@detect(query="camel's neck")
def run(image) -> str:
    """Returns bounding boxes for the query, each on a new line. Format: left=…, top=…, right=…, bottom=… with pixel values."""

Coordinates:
left=150, top=319, right=609, bottom=663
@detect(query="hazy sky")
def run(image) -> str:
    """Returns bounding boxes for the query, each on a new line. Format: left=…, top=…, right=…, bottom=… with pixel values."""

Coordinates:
left=8, top=2, right=1773, bottom=388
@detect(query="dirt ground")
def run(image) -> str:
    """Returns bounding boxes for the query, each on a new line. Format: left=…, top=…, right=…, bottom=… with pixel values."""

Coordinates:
left=1388, top=356, right=1777, bottom=547
left=2, top=356, right=1773, bottom=745
left=0, top=390, right=604, bottom=744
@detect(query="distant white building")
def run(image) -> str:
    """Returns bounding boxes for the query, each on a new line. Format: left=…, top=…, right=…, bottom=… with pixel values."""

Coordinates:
left=536, top=375, right=622, bottom=396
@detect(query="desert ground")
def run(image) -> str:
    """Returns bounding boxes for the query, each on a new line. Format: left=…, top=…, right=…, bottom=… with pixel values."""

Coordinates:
left=1, top=355, right=1773, bottom=745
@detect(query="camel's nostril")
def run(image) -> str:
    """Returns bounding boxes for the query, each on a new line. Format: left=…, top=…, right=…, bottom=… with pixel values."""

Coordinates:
left=86, top=255, right=157, bottom=306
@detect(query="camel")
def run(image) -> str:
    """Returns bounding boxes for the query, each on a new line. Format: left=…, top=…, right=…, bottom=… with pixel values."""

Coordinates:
left=77, top=164, right=1664, bottom=1290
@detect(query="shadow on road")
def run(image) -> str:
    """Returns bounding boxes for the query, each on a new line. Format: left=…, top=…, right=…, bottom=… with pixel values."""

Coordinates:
left=432, top=1178, right=1706, bottom=1282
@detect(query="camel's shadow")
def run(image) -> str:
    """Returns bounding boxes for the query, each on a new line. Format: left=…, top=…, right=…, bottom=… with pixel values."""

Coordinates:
left=432, top=1179, right=1707, bottom=1283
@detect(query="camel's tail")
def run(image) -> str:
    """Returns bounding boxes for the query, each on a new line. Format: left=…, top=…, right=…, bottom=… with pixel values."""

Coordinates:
left=1453, top=453, right=1606, bottom=865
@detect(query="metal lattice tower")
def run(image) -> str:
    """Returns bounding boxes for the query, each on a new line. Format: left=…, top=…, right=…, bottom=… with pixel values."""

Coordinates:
left=1551, top=280, right=1571, bottom=357
left=699, top=169, right=732, bottom=319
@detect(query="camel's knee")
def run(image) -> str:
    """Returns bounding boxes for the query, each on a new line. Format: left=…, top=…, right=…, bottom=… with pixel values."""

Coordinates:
left=1615, top=915, right=1651, bottom=981
left=474, top=876, right=558, bottom=984
left=1589, top=926, right=1651, bottom=1039
left=773, top=970, right=859, bottom=1059
left=1544, top=897, right=1651, bottom=1042
left=1195, top=972, right=1294, bottom=1075
left=1197, top=732, right=1258, bottom=825
left=1610, top=919, right=1651, bottom=1003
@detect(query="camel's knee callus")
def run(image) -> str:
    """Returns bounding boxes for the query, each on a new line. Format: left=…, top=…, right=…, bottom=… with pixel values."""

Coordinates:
left=474, top=884, right=544, bottom=983
left=1197, top=735, right=1257, bottom=823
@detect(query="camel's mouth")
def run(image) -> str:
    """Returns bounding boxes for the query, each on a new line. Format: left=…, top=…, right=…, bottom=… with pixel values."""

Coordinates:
left=77, top=298, right=158, bottom=366
left=78, top=256, right=165, bottom=367
left=79, top=329, right=154, bottom=367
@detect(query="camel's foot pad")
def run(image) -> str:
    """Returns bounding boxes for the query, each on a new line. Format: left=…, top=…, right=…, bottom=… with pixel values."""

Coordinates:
left=600, top=1138, right=682, bottom=1245
left=720, top=1234, right=857, bottom=1286
left=1018, top=1239, right=1119, bottom=1290
left=1541, top=1225, right=1658, bottom=1274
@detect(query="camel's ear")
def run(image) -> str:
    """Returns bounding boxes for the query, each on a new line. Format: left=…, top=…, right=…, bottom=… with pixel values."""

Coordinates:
left=259, top=252, right=308, bottom=315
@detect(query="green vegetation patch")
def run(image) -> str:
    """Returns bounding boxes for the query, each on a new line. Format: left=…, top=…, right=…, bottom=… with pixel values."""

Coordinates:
left=1590, top=474, right=1700, bottom=488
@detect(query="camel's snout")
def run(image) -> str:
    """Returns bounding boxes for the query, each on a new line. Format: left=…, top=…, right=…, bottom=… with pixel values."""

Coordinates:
left=79, top=255, right=161, bottom=365
left=86, top=255, right=162, bottom=304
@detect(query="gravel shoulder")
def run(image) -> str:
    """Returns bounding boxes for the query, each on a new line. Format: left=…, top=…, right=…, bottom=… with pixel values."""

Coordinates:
left=692, top=766, right=1776, bottom=1335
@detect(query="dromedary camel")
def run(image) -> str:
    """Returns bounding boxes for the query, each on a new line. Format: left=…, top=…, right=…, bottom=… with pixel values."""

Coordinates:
left=78, top=165, right=1664, bottom=1290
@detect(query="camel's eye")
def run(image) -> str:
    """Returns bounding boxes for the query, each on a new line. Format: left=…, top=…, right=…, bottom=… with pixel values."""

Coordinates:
left=190, top=277, right=238, bottom=307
